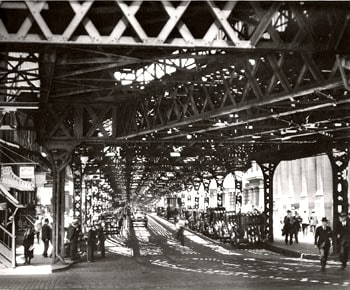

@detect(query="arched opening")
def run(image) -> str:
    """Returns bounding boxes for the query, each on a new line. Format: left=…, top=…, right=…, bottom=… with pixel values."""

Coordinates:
left=272, top=154, right=332, bottom=243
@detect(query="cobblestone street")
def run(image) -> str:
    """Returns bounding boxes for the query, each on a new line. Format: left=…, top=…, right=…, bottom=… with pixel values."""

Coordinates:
left=0, top=215, right=349, bottom=290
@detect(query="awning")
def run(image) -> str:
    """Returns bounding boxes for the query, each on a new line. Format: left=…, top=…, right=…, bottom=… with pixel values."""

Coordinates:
left=0, top=183, right=25, bottom=208
left=0, top=166, right=35, bottom=191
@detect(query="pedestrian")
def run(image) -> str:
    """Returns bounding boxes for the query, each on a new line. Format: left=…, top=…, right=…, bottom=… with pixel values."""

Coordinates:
left=314, top=217, right=333, bottom=272
left=86, top=225, right=97, bottom=262
left=96, top=223, right=106, bottom=258
left=334, top=212, right=350, bottom=270
left=67, top=219, right=80, bottom=261
left=292, top=211, right=302, bottom=243
left=175, top=215, right=186, bottom=246
left=34, top=216, right=42, bottom=244
left=301, top=210, right=310, bottom=236
left=309, top=210, right=318, bottom=233
left=282, top=210, right=294, bottom=245
left=41, top=218, right=52, bottom=257
left=22, top=225, right=35, bottom=265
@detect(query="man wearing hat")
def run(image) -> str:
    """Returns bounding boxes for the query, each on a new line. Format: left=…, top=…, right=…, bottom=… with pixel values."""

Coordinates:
left=314, top=217, right=333, bottom=272
left=283, top=210, right=294, bottom=245
left=67, top=219, right=80, bottom=261
left=334, top=212, right=350, bottom=270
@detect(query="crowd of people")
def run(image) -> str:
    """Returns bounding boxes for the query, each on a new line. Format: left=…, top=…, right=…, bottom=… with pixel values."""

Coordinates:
left=282, top=209, right=321, bottom=245
left=65, top=219, right=106, bottom=263
left=282, top=210, right=350, bottom=272
left=22, top=216, right=106, bottom=265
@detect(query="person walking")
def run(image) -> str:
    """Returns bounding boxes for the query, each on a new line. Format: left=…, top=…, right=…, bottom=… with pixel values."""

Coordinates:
left=67, top=219, right=80, bottom=261
left=41, top=218, right=52, bottom=258
left=309, top=210, right=318, bottom=234
left=283, top=210, right=294, bottom=245
left=96, top=223, right=106, bottom=258
left=301, top=210, right=310, bottom=236
left=34, top=216, right=42, bottom=244
left=22, top=225, right=35, bottom=265
left=292, top=211, right=302, bottom=244
left=86, top=225, right=97, bottom=262
left=334, top=212, right=350, bottom=270
left=175, top=215, right=186, bottom=246
left=314, top=217, right=333, bottom=272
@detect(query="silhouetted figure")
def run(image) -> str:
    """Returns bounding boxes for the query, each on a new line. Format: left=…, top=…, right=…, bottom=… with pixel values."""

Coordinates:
left=334, top=212, right=350, bottom=270
left=96, top=224, right=106, bottom=258
left=283, top=210, right=294, bottom=245
left=314, top=217, right=333, bottom=272
left=41, top=218, right=52, bottom=257
left=67, top=219, right=80, bottom=261
left=86, top=225, right=97, bottom=262
left=23, top=225, right=35, bottom=265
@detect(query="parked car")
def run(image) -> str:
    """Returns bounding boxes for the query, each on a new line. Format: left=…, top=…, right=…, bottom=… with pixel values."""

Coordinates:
left=131, top=210, right=148, bottom=227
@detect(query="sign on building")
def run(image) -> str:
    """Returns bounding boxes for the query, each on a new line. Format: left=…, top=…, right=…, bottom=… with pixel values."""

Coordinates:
left=19, top=166, right=35, bottom=179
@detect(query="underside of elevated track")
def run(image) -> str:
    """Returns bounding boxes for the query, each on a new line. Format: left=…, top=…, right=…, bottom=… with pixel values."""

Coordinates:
left=1, top=0, right=350, bottom=262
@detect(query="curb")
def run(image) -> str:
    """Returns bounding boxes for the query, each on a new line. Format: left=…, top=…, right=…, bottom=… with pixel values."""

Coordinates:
left=263, top=243, right=319, bottom=260
left=51, top=260, right=78, bottom=273
left=262, top=243, right=339, bottom=261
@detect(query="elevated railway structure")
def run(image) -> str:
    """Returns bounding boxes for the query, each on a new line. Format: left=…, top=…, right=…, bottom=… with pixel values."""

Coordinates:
left=1, top=1, right=350, bottom=263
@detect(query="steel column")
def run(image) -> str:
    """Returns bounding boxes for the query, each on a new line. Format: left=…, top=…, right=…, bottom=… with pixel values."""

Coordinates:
left=327, top=147, right=350, bottom=227
left=215, top=176, right=224, bottom=208
left=51, top=165, right=67, bottom=264
left=71, top=158, right=82, bottom=221
left=258, top=162, right=279, bottom=242
left=202, top=177, right=211, bottom=210
left=235, top=177, right=243, bottom=211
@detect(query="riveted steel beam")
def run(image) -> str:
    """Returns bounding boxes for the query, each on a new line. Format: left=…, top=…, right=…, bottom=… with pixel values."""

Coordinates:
left=0, top=1, right=348, bottom=51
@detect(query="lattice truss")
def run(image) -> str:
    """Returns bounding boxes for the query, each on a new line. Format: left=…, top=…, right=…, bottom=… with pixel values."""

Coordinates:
left=39, top=50, right=350, bottom=147
left=0, top=52, right=38, bottom=147
left=2, top=1, right=350, bottom=202
left=1, top=1, right=348, bottom=49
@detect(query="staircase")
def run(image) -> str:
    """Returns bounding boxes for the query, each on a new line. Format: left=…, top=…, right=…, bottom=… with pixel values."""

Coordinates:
left=0, top=223, right=15, bottom=268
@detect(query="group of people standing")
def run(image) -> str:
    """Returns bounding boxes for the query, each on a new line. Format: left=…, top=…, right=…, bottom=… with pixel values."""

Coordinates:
left=282, top=210, right=302, bottom=245
left=283, top=210, right=350, bottom=272
left=22, top=217, right=52, bottom=265
left=66, top=219, right=106, bottom=263
left=22, top=216, right=107, bottom=265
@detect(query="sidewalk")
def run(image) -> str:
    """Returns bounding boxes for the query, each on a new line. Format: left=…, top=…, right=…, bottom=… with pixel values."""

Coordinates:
left=0, top=237, right=76, bottom=275
left=265, top=229, right=341, bottom=261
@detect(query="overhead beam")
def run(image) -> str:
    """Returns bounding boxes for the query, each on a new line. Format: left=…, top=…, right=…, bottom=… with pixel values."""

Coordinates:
left=0, top=1, right=346, bottom=51
left=117, top=79, right=344, bottom=140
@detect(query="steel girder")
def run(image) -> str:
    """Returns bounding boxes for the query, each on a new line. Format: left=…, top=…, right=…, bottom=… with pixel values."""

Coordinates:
left=118, top=52, right=347, bottom=140
left=1, top=1, right=350, bottom=208
left=38, top=51, right=350, bottom=151
left=1, top=1, right=349, bottom=51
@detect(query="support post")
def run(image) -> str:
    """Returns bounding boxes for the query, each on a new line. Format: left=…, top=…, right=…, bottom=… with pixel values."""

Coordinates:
left=51, top=165, right=67, bottom=264
left=258, top=162, right=279, bottom=242
left=214, top=171, right=226, bottom=208
left=71, top=159, right=82, bottom=221
left=202, top=175, right=211, bottom=211
left=45, top=143, right=75, bottom=265
left=235, top=177, right=243, bottom=212
left=327, top=147, right=350, bottom=227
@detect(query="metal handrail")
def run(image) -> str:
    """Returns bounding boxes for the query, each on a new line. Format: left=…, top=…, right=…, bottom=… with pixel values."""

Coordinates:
left=0, top=223, right=13, bottom=237
left=23, top=215, right=35, bottom=226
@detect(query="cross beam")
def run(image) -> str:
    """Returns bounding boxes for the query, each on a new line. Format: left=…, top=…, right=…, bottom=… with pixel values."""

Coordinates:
left=0, top=1, right=348, bottom=51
